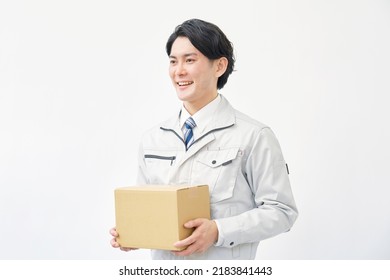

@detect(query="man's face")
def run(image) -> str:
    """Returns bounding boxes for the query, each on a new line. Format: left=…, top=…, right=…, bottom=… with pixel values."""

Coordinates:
left=169, top=36, right=219, bottom=110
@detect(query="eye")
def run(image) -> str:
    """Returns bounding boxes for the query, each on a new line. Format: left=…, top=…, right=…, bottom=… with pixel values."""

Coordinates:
left=169, top=60, right=177, bottom=65
left=186, top=58, right=195, bottom=63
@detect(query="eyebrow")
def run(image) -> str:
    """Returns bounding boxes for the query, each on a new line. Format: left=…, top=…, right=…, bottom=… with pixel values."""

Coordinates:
left=169, top=53, right=198, bottom=59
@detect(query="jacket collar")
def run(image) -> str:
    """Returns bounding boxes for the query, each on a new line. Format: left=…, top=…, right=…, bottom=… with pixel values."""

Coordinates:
left=160, top=94, right=236, bottom=137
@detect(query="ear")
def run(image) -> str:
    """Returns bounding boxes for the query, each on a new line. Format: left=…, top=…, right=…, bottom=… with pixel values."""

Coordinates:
left=215, top=57, right=228, bottom=78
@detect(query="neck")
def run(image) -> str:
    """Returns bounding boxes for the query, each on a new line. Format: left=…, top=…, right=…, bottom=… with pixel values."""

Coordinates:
left=184, top=93, right=218, bottom=115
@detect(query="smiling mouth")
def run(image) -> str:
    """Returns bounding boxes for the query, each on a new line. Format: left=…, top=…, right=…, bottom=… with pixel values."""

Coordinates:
left=177, top=81, right=194, bottom=86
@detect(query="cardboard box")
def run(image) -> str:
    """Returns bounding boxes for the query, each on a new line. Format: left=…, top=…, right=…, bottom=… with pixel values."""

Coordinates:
left=114, top=185, right=210, bottom=251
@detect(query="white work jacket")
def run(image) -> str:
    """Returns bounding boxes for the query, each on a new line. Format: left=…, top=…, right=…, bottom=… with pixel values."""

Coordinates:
left=137, top=95, right=298, bottom=259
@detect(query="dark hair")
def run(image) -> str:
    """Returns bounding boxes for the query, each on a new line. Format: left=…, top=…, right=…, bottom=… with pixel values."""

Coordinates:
left=166, top=19, right=235, bottom=90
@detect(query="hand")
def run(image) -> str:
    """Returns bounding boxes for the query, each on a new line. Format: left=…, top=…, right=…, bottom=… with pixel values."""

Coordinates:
left=109, top=227, right=138, bottom=252
left=172, top=218, right=218, bottom=256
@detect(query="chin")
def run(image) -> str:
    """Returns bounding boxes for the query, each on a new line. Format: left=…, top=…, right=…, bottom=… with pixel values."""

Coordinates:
left=176, top=91, right=194, bottom=102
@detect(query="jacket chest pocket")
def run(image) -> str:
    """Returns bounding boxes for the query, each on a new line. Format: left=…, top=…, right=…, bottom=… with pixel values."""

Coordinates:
left=144, top=151, right=177, bottom=184
left=192, top=147, right=242, bottom=204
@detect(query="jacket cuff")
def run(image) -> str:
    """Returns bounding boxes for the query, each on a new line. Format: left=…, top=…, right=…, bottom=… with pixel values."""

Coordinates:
left=213, top=219, right=239, bottom=248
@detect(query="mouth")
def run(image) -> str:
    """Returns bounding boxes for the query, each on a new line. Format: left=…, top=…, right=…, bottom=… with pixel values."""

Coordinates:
left=177, top=81, right=194, bottom=87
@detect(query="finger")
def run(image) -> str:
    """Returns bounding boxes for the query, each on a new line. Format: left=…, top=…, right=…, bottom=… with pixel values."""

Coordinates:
left=120, top=247, right=138, bottom=252
left=184, top=218, right=203, bottom=228
left=173, top=235, right=196, bottom=248
left=173, top=243, right=198, bottom=256
left=120, top=247, right=131, bottom=252
left=110, top=238, right=120, bottom=248
left=110, top=228, right=118, bottom=237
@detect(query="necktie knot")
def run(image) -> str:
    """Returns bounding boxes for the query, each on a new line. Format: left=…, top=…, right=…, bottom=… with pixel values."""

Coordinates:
left=183, top=117, right=196, bottom=150
left=185, top=117, right=196, bottom=129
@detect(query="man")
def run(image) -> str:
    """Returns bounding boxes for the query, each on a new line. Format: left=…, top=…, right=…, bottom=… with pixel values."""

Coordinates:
left=110, top=18, right=298, bottom=259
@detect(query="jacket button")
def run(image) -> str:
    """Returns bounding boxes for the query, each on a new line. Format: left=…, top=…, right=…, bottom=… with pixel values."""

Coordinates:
left=229, top=242, right=234, bottom=246
left=212, top=160, right=217, bottom=164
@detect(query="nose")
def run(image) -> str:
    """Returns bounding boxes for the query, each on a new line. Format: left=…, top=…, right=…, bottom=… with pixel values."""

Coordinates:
left=175, top=61, right=187, bottom=76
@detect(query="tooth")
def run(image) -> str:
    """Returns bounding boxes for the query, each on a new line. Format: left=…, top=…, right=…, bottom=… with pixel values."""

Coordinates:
left=178, top=81, right=192, bottom=86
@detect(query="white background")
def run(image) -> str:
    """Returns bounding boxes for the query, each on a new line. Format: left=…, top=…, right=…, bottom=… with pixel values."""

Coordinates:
left=1, top=0, right=389, bottom=260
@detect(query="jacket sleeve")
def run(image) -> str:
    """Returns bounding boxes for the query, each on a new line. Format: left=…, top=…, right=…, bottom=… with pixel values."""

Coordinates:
left=136, top=142, right=149, bottom=185
left=214, top=127, right=298, bottom=247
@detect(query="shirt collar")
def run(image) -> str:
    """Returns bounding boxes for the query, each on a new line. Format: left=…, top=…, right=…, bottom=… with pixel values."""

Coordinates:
left=180, top=94, right=221, bottom=134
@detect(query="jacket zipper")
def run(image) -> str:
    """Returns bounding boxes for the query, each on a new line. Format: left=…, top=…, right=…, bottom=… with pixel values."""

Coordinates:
left=144, top=154, right=176, bottom=165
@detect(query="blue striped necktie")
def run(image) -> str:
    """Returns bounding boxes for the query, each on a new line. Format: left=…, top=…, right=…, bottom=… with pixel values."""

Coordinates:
left=183, top=117, right=196, bottom=150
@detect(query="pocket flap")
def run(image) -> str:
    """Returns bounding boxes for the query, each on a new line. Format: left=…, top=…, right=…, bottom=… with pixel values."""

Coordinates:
left=197, top=147, right=240, bottom=168
left=144, top=149, right=177, bottom=161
